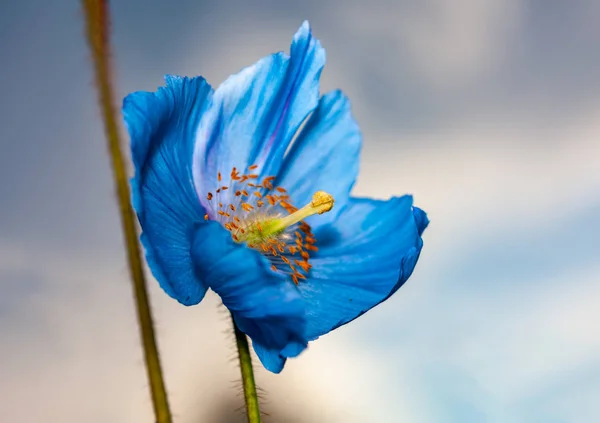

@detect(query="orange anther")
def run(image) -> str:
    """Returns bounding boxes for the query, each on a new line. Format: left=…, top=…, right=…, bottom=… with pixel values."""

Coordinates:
left=295, top=260, right=311, bottom=272
left=263, top=176, right=276, bottom=189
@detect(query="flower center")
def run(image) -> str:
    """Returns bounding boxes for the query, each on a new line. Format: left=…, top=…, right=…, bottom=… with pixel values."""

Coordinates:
left=203, top=165, right=334, bottom=284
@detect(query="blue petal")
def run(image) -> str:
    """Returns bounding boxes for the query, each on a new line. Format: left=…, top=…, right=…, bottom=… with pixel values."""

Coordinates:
left=191, top=222, right=307, bottom=373
left=413, top=206, right=430, bottom=236
left=250, top=339, right=306, bottom=374
left=276, top=90, right=361, bottom=227
left=193, top=21, right=326, bottom=198
left=297, top=196, right=427, bottom=340
left=123, top=75, right=213, bottom=305
left=251, top=342, right=287, bottom=373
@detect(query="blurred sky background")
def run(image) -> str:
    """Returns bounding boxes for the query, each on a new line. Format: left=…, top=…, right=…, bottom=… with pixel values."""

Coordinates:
left=1, top=0, right=599, bottom=422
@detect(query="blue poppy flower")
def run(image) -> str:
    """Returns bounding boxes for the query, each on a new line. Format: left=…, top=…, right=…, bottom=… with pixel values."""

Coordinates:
left=123, top=21, right=429, bottom=373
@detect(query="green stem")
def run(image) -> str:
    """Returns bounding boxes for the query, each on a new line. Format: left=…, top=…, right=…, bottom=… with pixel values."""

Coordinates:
left=232, top=316, right=262, bottom=423
left=81, top=2, right=172, bottom=422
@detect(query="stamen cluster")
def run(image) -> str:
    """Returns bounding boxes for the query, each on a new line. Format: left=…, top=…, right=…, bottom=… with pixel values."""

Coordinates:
left=204, top=166, right=318, bottom=284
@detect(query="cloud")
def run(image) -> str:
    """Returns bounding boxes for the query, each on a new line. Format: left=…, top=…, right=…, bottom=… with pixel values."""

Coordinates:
left=356, top=109, right=600, bottom=240
left=337, top=0, right=522, bottom=88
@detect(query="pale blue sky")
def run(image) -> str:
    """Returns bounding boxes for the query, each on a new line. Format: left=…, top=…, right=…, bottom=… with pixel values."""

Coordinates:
left=1, top=1, right=599, bottom=422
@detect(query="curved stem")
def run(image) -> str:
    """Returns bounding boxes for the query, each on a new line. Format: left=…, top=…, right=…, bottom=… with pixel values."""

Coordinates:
left=81, top=2, right=172, bottom=422
left=232, top=317, right=262, bottom=423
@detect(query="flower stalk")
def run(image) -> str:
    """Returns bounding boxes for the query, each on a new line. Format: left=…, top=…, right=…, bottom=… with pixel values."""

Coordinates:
left=233, top=316, right=262, bottom=423
left=81, top=1, right=172, bottom=422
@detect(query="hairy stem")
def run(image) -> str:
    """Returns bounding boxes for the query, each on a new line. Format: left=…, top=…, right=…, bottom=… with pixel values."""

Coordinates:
left=81, top=2, right=172, bottom=422
left=233, top=317, right=262, bottom=423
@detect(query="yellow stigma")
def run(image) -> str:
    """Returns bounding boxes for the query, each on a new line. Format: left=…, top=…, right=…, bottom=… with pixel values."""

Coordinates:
left=311, top=191, right=335, bottom=214
left=271, top=191, right=334, bottom=231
